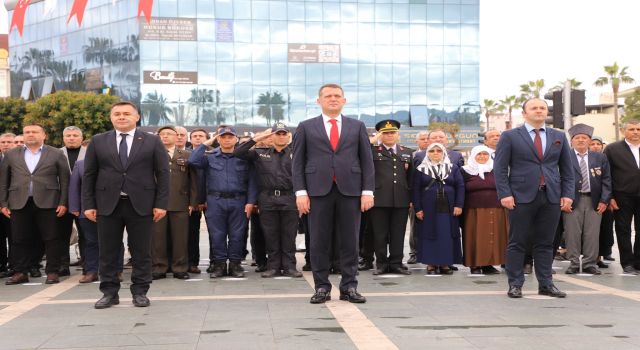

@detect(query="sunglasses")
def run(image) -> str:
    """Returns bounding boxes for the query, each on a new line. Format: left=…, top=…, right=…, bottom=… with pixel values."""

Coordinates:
left=428, top=149, right=443, bottom=153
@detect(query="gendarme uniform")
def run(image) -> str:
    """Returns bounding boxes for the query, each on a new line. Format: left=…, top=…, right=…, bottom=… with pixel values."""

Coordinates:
left=369, top=120, right=414, bottom=275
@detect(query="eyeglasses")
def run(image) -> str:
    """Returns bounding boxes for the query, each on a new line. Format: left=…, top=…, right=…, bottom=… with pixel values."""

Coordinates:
left=428, top=149, right=443, bottom=153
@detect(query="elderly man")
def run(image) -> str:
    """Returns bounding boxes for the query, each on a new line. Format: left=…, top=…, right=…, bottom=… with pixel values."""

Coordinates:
left=483, top=129, right=501, bottom=151
left=0, top=133, right=16, bottom=278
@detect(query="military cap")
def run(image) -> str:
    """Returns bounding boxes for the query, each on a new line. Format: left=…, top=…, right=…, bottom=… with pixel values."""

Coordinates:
left=156, top=125, right=177, bottom=134
left=217, top=126, right=237, bottom=136
left=568, top=123, right=594, bottom=139
left=272, top=122, right=290, bottom=133
left=375, top=119, right=400, bottom=133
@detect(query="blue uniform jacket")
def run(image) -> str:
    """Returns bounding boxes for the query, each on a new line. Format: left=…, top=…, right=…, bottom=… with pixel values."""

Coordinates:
left=188, top=144, right=258, bottom=204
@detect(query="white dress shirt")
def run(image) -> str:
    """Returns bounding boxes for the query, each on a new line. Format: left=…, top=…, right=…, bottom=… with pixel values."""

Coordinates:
left=625, top=139, right=640, bottom=168
left=116, top=128, right=136, bottom=156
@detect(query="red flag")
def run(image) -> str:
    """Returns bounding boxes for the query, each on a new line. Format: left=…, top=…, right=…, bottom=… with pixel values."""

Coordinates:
left=138, top=0, right=154, bottom=23
left=9, top=0, right=31, bottom=36
left=67, top=0, right=89, bottom=26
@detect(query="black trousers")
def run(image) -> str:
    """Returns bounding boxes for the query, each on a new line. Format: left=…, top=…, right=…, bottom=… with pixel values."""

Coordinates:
left=359, top=212, right=374, bottom=263
left=309, top=184, right=360, bottom=292
left=612, top=193, right=640, bottom=268
left=0, top=215, right=11, bottom=270
left=260, top=209, right=299, bottom=271
left=505, top=191, right=560, bottom=288
left=599, top=209, right=615, bottom=257
left=187, top=210, right=202, bottom=267
left=370, top=207, right=409, bottom=268
left=98, top=198, right=153, bottom=297
left=250, top=213, right=267, bottom=266
left=11, top=199, right=60, bottom=274
left=57, top=212, right=75, bottom=269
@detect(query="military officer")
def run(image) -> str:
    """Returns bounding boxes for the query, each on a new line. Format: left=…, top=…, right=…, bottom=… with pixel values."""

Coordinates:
left=234, top=123, right=302, bottom=278
left=369, top=120, right=413, bottom=275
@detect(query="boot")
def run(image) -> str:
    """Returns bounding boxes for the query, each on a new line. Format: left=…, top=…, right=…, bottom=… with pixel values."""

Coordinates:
left=209, top=262, right=226, bottom=278
left=228, top=261, right=245, bottom=278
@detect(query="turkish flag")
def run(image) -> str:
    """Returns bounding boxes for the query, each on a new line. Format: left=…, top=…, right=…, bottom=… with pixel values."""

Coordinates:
left=67, top=0, right=89, bottom=26
left=10, top=0, right=31, bottom=36
left=138, top=0, right=154, bottom=23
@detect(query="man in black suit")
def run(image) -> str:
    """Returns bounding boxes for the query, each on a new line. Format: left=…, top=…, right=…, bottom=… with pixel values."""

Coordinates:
left=83, top=101, right=170, bottom=309
left=562, top=124, right=611, bottom=275
left=604, top=119, right=640, bottom=274
left=292, top=83, right=375, bottom=304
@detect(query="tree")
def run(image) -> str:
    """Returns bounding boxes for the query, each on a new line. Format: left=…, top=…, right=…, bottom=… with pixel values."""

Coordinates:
left=594, top=62, right=635, bottom=141
left=256, top=91, right=286, bottom=125
left=142, top=91, right=172, bottom=126
left=519, top=79, right=545, bottom=100
left=623, top=88, right=640, bottom=123
left=499, top=95, right=519, bottom=129
left=481, top=99, right=504, bottom=130
left=188, top=88, right=214, bottom=125
left=429, top=122, right=461, bottom=147
left=0, top=97, right=28, bottom=134
left=23, top=91, right=118, bottom=147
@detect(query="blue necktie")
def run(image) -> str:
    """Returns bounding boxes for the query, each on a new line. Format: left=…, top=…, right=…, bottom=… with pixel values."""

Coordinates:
left=119, top=133, right=128, bottom=168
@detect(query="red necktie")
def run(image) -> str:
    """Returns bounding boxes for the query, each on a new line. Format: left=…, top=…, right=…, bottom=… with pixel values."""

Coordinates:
left=533, top=129, right=545, bottom=185
left=329, top=119, right=339, bottom=151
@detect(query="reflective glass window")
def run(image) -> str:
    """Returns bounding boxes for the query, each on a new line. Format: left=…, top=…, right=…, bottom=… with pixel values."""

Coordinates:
left=306, top=22, right=322, bottom=42
left=341, top=64, right=358, bottom=86
left=460, top=87, right=478, bottom=104
left=270, top=44, right=287, bottom=62
left=323, top=64, right=341, bottom=82
left=288, top=87, right=305, bottom=104
left=444, top=46, right=461, bottom=64
left=234, top=0, right=251, bottom=19
left=444, top=24, right=461, bottom=45
left=375, top=23, right=393, bottom=45
left=443, top=88, right=461, bottom=107
left=305, top=65, right=323, bottom=86
left=215, top=43, right=234, bottom=61
left=427, top=65, right=444, bottom=87
left=252, top=62, right=269, bottom=84
left=460, top=65, right=479, bottom=87
left=341, top=23, right=358, bottom=44
left=358, top=86, right=375, bottom=106
left=214, top=0, right=233, bottom=18
left=393, top=64, right=410, bottom=86
left=235, top=62, right=253, bottom=85
left=179, top=42, right=197, bottom=60
left=426, top=46, right=444, bottom=64
left=158, top=0, right=177, bottom=17
left=306, top=3, right=323, bottom=21
left=358, top=64, right=375, bottom=86
left=393, top=86, right=410, bottom=106
left=323, top=2, right=341, bottom=20
left=252, top=1, right=270, bottom=20
left=426, top=24, right=443, bottom=45
left=234, top=43, right=252, bottom=62
left=287, top=2, right=305, bottom=21
left=270, top=21, right=288, bottom=43
left=376, top=45, right=393, bottom=64
left=461, top=46, right=479, bottom=64
left=198, top=62, right=216, bottom=84
left=410, top=4, right=427, bottom=23
left=427, top=88, right=444, bottom=107
left=178, top=0, right=197, bottom=17
left=358, top=4, right=374, bottom=22
left=444, top=65, right=461, bottom=87
left=159, top=41, right=179, bottom=60
left=197, top=42, right=215, bottom=61
left=252, top=20, right=270, bottom=43
left=461, top=24, right=479, bottom=46
left=197, top=20, right=215, bottom=42
left=323, top=22, right=341, bottom=42
left=271, top=63, right=287, bottom=85
left=160, top=61, right=179, bottom=70
left=140, top=40, right=160, bottom=59
left=376, top=64, right=392, bottom=86
left=461, top=5, right=479, bottom=23
left=444, top=5, right=461, bottom=23
left=410, top=86, right=428, bottom=104
left=375, top=4, right=392, bottom=22
left=252, top=44, right=270, bottom=62
left=288, top=64, right=305, bottom=85
left=340, top=3, right=358, bottom=22
left=410, top=46, right=427, bottom=63
left=269, top=1, right=287, bottom=21
left=288, top=22, right=305, bottom=43
left=410, top=24, right=427, bottom=46
left=235, top=85, right=252, bottom=104
left=196, top=0, right=215, bottom=18
left=410, top=64, right=426, bottom=86
left=216, top=63, right=234, bottom=84
left=358, top=23, right=375, bottom=45
left=180, top=61, right=198, bottom=71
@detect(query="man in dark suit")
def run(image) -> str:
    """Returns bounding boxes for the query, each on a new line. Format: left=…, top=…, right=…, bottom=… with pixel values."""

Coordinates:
left=0, top=123, right=70, bottom=285
left=83, top=101, right=170, bottom=309
left=292, top=83, right=375, bottom=304
left=562, top=124, right=611, bottom=275
left=494, top=98, right=574, bottom=298
left=604, top=119, right=640, bottom=274
left=369, top=120, right=413, bottom=275
left=0, top=132, right=17, bottom=278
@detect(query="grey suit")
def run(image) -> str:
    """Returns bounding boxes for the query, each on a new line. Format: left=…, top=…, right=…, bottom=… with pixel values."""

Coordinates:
left=58, top=146, right=86, bottom=270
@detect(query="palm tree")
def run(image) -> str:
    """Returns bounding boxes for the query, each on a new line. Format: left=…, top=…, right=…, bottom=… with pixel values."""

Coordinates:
left=499, top=95, right=519, bottom=130
left=142, top=91, right=172, bottom=126
left=594, top=62, right=635, bottom=141
left=481, top=99, right=503, bottom=130
left=188, top=88, right=215, bottom=125
left=256, top=91, right=286, bottom=125
left=519, top=79, right=546, bottom=100
left=48, top=60, right=75, bottom=89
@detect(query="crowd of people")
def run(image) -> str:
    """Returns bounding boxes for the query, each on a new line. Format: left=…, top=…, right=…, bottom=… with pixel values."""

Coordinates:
left=0, top=83, right=639, bottom=308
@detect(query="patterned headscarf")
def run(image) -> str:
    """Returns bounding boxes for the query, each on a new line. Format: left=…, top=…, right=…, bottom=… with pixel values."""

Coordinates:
left=462, top=145, right=494, bottom=179
left=416, top=143, right=452, bottom=182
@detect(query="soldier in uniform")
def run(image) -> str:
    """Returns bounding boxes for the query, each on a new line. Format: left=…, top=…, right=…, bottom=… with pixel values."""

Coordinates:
left=234, top=123, right=302, bottom=278
left=369, top=120, right=413, bottom=275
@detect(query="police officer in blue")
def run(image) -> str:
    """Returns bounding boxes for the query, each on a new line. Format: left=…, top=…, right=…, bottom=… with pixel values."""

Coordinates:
left=188, top=126, right=258, bottom=278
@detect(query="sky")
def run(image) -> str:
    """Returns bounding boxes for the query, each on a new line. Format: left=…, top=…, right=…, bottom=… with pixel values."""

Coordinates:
left=1, top=0, right=639, bottom=104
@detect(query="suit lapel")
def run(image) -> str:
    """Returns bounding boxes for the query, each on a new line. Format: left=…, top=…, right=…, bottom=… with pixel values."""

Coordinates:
left=335, top=115, right=349, bottom=152
left=313, top=115, right=332, bottom=150
left=126, top=129, right=145, bottom=170
left=106, top=130, right=122, bottom=170
left=17, top=147, right=31, bottom=173
left=543, top=128, right=554, bottom=160
left=621, top=142, right=640, bottom=169
left=32, top=146, right=48, bottom=173
left=516, top=126, right=540, bottom=160
left=571, top=150, right=581, bottom=174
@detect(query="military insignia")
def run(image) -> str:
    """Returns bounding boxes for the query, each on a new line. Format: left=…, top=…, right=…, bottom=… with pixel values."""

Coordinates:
left=593, top=167, right=602, bottom=176
left=384, top=121, right=393, bottom=129
left=377, top=153, right=383, bottom=157
left=176, top=158, right=186, bottom=165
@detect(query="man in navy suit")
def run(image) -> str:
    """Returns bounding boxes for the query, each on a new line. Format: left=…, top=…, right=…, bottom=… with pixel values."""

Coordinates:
left=292, top=83, right=375, bottom=304
left=562, top=124, right=611, bottom=275
left=494, top=98, right=575, bottom=298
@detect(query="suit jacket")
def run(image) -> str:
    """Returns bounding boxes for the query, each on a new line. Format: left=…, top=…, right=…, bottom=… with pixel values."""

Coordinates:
left=569, top=150, right=611, bottom=210
left=494, top=125, right=575, bottom=204
left=82, top=129, right=170, bottom=216
left=604, top=140, right=640, bottom=196
left=371, top=144, right=413, bottom=207
left=292, top=115, right=374, bottom=197
left=59, top=146, right=86, bottom=172
left=69, top=159, right=85, bottom=218
left=166, top=148, right=198, bottom=212
left=0, top=145, right=70, bottom=210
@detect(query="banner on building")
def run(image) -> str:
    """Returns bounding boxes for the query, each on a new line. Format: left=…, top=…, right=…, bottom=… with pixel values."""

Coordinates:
left=140, top=17, right=197, bottom=41
left=288, top=44, right=340, bottom=63
left=10, top=0, right=31, bottom=36
left=67, top=0, right=89, bottom=25
left=143, top=71, right=198, bottom=85
left=138, top=0, right=154, bottom=24
left=215, top=20, right=234, bottom=42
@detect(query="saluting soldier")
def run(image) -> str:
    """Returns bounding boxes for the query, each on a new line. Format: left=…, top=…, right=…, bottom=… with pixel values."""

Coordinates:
left=369, top=120, right=413, bottom=275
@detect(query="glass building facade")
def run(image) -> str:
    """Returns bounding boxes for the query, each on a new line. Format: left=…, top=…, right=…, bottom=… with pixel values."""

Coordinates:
left=8, top=0, right=480, bottom=130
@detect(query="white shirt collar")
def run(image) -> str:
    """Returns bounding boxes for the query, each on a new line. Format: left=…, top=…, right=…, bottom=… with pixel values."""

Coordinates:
left=524, top=122, right=545, bottom=133
left=625, top=139, right=640, bottom=149
left=117, top=128, right=137, bottom=137
left=322, top=114, right=341, bottom=124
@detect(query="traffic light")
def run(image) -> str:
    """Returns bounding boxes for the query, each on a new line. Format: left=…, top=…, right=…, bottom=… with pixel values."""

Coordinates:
left=571, top=89, right=586, bottom=116
left=477, top=132, right=485, bottom=144
left=551, top=90, right=563, bottom=129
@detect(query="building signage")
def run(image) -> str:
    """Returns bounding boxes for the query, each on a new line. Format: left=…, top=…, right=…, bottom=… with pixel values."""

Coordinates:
left=143, top=70, right=198, bottom=85
left=140, top=17, right=197, bottom=41
left=0, top=34, right=8, bottom=69
left=215, top=19, right=234, bottom=42
left=288, top=44, right=340, bottom=63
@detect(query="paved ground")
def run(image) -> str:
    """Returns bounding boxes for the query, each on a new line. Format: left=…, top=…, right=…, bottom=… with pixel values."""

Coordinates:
left=1, top=224, right=640, bottom=350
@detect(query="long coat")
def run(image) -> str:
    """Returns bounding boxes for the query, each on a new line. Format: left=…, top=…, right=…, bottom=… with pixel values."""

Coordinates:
left=412, top=164, right=464, bottom=265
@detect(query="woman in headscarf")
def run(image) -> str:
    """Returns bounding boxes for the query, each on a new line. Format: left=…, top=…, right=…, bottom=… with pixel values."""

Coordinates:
left=460, top=145, right=508, bottom=275
left=412, top=143, right=464, bottom=275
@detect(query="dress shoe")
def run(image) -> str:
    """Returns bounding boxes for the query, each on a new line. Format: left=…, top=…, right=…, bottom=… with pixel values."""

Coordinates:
left=302, top=263, right=311, bottom=271
left=538, top=284, right=566, bottom=298
left=132, top=294, right=150, bottom=307
left=339, top=288, right=366, bottom=303
left=507, top=285, right=522, bottom=298
left=388, top=266, right=411, bottom=275
left=582, top=266, right=602, bottom=275
left=209, top=263, right=226, bottom=278
left=228, top=262, right=245, bottom=278
left=94, top=295, right=119, bottom=309
left=173, top=272, right=190, bottom=280
left=282, top=269, right=303, bottom=278
left=152, top=272, right=167, bottom=280
left=449, top=265, right=458, bottom=271
left=79, top=272, right=98, bottom=283
left=206, top=263, right=215, bottom=273
left=604, top=255, right=615, bottom=261
left=254, top=264, right=267, bottom=273
left=565, top=267, right=579, bottom=274
left=29, top=268, right=42, bottom=278
left=470, top=267, right=483, bottom=275
left=523, top=264, right=533, bottom=275
left=407, top=255, right=417, bottom=264
left=188, top=266, right=201, bottom=274
left=439, top=266, right=453, bottom=275
left=45, top=273, right=60, bottom=284
left=58, top=267, right=71, bottom=277
left=310, top=288, right=331, bottom=304
left=482, top=266, right=501, bottom=275
left=261, top=269, right=280, bottom=278
left=596, top=261, right=609, bottom=269
left=426, top=269, right=438, bottom=275
left=358, top=261, right=373, bottom=271
left=5, top=272, right=28, bottom=285
left=622, top=265, right=639, bottom=275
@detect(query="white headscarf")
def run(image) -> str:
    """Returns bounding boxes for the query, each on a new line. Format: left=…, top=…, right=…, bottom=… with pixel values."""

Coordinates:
left=417, top=143, right=452, bottom=182
left=462, top=145, right=494, bottom=179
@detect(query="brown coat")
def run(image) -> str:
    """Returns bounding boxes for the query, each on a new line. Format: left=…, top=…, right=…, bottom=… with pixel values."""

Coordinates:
left=167, top=149, right=198, bottom=212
